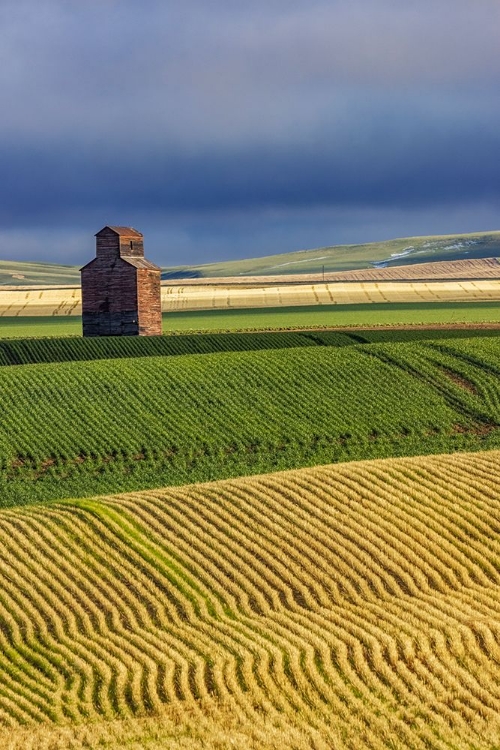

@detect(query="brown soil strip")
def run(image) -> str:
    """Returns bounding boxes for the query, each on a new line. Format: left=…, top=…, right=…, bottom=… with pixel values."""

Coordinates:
left=439, top=368, right=479, bottom=394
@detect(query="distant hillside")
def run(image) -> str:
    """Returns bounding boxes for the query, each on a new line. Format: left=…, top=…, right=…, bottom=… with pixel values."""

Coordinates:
left=0, top=260, right=80, bottom=286
left=162, top=230, right=500, bottom=279
left=3, top=230, right=500, bottom=286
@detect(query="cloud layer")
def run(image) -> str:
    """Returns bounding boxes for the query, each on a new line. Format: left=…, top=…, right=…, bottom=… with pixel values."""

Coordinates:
left=0, top=0, right=498, bottom=265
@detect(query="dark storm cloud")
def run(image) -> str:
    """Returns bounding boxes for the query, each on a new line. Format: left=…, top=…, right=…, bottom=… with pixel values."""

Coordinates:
left=0, top=0, right=499, bottom=264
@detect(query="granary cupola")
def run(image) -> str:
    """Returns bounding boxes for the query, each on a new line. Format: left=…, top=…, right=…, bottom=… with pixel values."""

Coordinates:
left=95, top=226, right=145, bottom=260
left=81, top=226, right=162, bottom=337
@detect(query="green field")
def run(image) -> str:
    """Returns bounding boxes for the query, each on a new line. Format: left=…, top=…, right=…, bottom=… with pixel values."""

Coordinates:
left=1, top=335, right=500, bottom=506
left=1, top=300, right=500, bottom=339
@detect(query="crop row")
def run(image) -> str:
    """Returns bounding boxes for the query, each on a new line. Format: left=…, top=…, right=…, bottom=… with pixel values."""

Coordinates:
left=1, top=450, right=500, bottom=749
left=3, top=339, right=497, bottom=505
left=0, top=328, right=499, bottom=368
left=0, top=330, right=346, bottom=367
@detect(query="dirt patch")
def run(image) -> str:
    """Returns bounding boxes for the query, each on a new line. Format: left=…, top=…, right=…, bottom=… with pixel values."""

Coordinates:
left=439, top=367, right=479, bottom=395
left=452, top=422, right=496, bottom=437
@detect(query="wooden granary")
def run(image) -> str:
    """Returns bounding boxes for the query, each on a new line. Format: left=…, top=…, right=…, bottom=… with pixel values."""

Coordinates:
left=80, top=226, right=162, bottom=337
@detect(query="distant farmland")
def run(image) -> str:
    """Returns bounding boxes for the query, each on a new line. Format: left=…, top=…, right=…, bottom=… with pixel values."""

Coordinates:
left=2, top=450, right=500, bottom=749
left=2, top=231, right=499, bottom=287
left=1, top=278, right=500, bottom=318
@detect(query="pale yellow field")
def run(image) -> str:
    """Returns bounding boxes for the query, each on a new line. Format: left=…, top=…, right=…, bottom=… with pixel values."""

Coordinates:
left=1, top=279, right=500, bottom=316
left=162, top=279, right=500, bottom=311
left=2, top=450, right=500, bottom=748
left=0, top=286, right=81, bottom=316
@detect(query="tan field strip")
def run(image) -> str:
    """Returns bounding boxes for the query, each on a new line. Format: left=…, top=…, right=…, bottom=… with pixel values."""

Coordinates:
left=161, top=279, right=500, bottom=311
left=1, top=450, right=500, bottom=748
left=1, top=279, right=500, bottom=316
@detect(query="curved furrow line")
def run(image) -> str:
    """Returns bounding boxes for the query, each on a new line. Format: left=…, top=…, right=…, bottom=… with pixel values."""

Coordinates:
left=356, top=591, right=500, bottom=698
left=124, top=488, right=460, bottom=750
left=123, top=487, right=331, bottom=614
left=71, top=499, right=222, bottom=625
left=105, top=470, right=500, bottom=736
left=305, top=468, right=479, bottom=595
left=270, top=601, right=477, bottom=741
left=358, top=595, right=500, bottom=716
left=363, top=462, right=500, bottom=568
left=0, top=450, right=500, bottom=747
left=0, top=531, right=121, bottom=721
left=0, top=690, right=43, bottom=727
left=426, top=465, right=500, bottom=540
left=261, top=474, right=425, bottom=600
left=0, top=598, right=59, bottom=702
left=114, top=492, right=280, bottom=616
left=42, top=506, right=190, bottom=628
left=229, top=630, right=406, bottom=747
left=272, top=469, right=439, bottom=596
left=58, top=503, right=307, bottom=717
left=262, top=610, right=445, bottom=750
left=0, top=511, right=230, bottom=718
left=191, top=472, right=500, bottom=744
left=10, top=510, right=263, bottom=713
left=393, top=460, right=500, bottom=540
left=283, top=472, right=441, bottom=596
left=203, top=482, right=358, bottom=605
left=32, top=543, right=195, bottom=714
left=455, top=452, right=500, bottom=493
left=341, top=467, right=497, bottom=590
left=25, top=505, right=186, bottom=642
left=381, top=462, right=500, bottom=556
left=0, top=512, right=236, bottom=713
left=0, top=572, right=93, bottom=723
left=0, top=513, right=149, bottom=718
left=221, top=476, right=400, bottom=604
left=322, top=463, right=500, bottom=588
left=287, top=607, right=447, bottom=722
left=279, top=602, right=500, bottom=744
left=180, top=483, right=328, bottom=610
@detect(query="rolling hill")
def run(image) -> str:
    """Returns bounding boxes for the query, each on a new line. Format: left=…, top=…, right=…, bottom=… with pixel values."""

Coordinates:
left=2, top=230, right=500, bottom=286
left=0, top=260, right=80, bottom=287
left=161, top=230, right=500, bottom=278
left=2, top=449, right=500, bottom=748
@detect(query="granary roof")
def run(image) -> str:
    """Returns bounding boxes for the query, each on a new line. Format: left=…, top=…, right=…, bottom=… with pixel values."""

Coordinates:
left=95, top=226, right=143, bottom=237
left=121, top=257, right=161, bottom=271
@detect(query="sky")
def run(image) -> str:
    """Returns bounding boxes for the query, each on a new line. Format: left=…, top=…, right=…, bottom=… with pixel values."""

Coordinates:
left=0, top=0, right=499, bottom=267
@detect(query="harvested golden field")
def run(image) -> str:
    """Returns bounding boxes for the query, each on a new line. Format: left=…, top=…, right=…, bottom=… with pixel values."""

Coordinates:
left=2, top=278, right=500, bottom=316
left=162, top=279, right=500, bottom=311
left=0, top=286, right=81, bottom=317
left=2, top=450, right=500, bottom=748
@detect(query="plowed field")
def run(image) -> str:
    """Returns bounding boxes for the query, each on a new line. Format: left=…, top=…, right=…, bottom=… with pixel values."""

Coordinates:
left=2, top=450, right=500, bottom=748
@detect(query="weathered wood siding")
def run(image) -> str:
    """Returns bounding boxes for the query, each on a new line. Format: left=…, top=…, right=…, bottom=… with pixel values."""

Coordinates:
left=119, top=237, right=144, bottom=258
left=137, top=269, right=162, bottom=336
left=82, top=259, right=139, bottom=336
left=95, top=228, right=121, bottom=261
